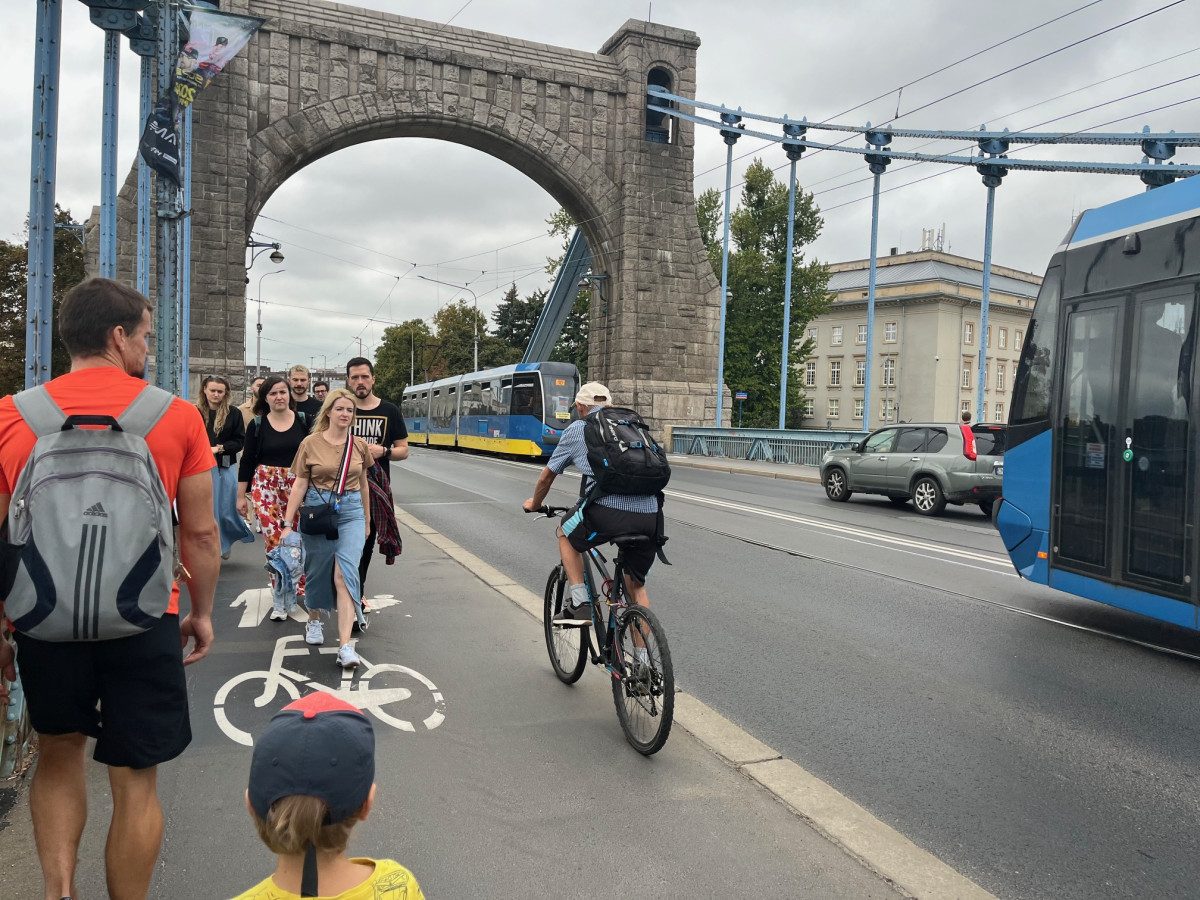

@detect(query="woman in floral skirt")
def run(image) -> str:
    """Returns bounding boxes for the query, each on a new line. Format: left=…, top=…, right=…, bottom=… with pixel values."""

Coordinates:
left=237, top=374, right=310, bottom=619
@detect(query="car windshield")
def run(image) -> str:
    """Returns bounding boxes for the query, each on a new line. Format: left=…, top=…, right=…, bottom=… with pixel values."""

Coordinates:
left=972, top=426, right=1006, bottom=456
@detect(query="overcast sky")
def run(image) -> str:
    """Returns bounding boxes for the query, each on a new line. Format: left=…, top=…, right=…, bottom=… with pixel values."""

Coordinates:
left=6, top=0, right=1200, bottom=373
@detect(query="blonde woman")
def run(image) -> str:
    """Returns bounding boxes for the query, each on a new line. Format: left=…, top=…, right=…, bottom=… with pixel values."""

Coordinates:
left=281, top=388, right=373, bottom=669
left=197, top=375, right=254, bottom=559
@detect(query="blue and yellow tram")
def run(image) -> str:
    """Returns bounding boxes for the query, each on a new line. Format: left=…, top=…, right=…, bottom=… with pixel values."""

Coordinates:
left=999, top=174, right=1200, bottom=630
left=401, top=362, right=579, bottom=458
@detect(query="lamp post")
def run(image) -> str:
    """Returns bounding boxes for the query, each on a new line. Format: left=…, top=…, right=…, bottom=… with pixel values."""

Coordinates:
left=419, top=275, right=478, bottom=372
left=247, top=238, right=284, bottom=268
left=255, top=269, right=285, bottom=377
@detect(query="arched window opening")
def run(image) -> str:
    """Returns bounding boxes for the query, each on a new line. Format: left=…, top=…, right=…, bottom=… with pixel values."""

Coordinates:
left=646, top=68, right=674, bottom=144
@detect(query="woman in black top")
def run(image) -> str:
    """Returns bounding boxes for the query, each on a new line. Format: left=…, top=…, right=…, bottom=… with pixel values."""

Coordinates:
left=197, top=375, right=254, bottom=559
left=237, top=375, right=310, bottom=618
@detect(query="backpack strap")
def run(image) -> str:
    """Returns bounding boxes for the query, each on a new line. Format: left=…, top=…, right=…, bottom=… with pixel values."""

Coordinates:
left=12, top=385, right=68, bottom=436
left=117, top=385, right=175, bottom=438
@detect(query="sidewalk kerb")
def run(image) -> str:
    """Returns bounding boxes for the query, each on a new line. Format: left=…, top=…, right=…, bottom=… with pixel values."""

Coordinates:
left=395, top=504, right=996, bottom=900
left=744, top=757, right=995, bottom=900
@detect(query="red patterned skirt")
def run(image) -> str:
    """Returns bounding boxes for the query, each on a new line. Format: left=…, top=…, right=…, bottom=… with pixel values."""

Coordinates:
left=250, top=465, right=305, bottom=595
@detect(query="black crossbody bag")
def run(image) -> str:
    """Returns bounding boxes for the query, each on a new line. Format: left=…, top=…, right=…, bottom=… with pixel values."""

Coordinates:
left=297, top=433, right=353, bottom=540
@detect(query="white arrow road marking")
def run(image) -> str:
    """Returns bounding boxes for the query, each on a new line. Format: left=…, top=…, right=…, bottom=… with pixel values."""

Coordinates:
left=230, top=588, right=274, bottom=628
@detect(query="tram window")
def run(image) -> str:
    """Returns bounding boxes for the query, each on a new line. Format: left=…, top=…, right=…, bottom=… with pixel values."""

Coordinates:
left=464, top=382, right=485, bottom=416
left=512, top=375, right=542, bottom=419
left=498, top=378, right=513, bottom=415
left=1010, top=266, right=1061, bottom=426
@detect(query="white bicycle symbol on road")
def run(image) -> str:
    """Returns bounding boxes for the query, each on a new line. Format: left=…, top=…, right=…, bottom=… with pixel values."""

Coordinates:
left=214, top=635, right=446, bottom=746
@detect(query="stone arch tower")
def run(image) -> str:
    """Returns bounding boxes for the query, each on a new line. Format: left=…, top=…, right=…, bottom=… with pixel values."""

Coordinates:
left=108, top=3, right=724, bottom=426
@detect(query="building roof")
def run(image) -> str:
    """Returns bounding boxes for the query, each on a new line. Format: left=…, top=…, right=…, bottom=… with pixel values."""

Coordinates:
left=827, top=257, right=1040, bottom=301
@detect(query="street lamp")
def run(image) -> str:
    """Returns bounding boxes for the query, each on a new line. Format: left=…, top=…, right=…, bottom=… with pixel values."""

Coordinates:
left=419, top=275, right=478, bottom=372
left=247, top=237, right=284, bottom=268
left=254, top=269, right=285, bottom=377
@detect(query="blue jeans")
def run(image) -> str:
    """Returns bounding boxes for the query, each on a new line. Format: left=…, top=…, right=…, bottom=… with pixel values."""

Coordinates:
left=298, top=489, right=365, bottom=612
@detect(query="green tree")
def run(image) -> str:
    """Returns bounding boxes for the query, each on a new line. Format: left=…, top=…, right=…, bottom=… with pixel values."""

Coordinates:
left=491, top=283, right=543, bottom=351
left=373, top=318, right=435, bottom=402
left=0, top=206, right=86, bottom=396
left=433, top=300, right=489, bottom=377
left=699, top=160, right=829, bottom=428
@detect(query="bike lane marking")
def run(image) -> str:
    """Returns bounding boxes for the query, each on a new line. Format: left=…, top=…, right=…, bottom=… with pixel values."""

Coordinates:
left=393, top=503, right=998, bottom=900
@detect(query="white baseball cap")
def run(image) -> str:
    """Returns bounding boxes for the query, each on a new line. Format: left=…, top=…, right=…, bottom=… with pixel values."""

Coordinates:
left=574, top=382, right=613, bottom=406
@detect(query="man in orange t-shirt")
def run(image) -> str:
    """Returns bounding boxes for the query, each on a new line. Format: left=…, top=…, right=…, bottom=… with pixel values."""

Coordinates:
left=0, top=279, right=219, bottom=900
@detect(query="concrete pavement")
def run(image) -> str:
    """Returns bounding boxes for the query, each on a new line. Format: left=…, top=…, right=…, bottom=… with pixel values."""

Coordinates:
left=668, top=452, right=822, bottom=484
left=1, top=505, right=989, bottom=899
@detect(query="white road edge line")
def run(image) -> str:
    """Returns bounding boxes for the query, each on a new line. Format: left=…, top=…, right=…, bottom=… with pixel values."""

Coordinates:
left=394, top=504, right=998, bottom=900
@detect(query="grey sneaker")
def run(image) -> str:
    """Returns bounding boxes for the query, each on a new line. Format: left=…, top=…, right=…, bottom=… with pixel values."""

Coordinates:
left=553, top=600, right=591, bottom=627
left=336, top=643, right=360, bottom=670
left=305, top=619, right=324, bottom=645
left=269, top=608, right=287, bottom=622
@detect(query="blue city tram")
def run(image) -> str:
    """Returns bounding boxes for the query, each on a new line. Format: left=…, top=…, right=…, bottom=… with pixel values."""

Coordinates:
left=999, top=174, right=1200, bottom=630
left=401, top=361, right=579, bottom=458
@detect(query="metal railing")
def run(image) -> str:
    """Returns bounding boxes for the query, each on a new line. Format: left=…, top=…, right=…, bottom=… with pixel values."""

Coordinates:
left=671, top=427, right=867, bottom=467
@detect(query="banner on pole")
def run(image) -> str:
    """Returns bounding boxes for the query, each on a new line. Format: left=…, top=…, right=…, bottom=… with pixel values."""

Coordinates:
left=139, top=7, right=263, bottom=186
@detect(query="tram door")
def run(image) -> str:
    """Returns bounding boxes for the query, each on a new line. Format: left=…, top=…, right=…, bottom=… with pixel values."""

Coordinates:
left=1054, top=289, right=1196, bottom=600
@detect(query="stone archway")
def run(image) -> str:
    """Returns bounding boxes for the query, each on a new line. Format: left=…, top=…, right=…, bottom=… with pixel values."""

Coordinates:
left=108, top=3, right=724, bottom=426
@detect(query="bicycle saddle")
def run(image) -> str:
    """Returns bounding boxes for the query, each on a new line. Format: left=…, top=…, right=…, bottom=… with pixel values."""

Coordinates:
left=610, top=533, right=653, bottom=546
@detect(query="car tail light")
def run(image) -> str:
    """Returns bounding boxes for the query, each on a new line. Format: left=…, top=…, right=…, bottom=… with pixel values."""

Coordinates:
left=960, top=424, right=977, bottom=460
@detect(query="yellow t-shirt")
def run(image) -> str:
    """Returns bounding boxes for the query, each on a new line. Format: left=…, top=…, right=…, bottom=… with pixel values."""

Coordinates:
left=230, top=858, right=424, bottom=899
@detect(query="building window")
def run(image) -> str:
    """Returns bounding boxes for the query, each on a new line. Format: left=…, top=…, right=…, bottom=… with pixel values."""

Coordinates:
left=857, top=324, right=867, bottom=345
left=882, top=357, right=896, bottom=387
left=880, top=398, right=894, bottom=422
left=964, top=322, right=974, bottom=345
left=804, top=361, right=816, bottom=388
left=802, top=398, right=814, bottom=418
left=996, top=363, right=1006, bottom=392
left=831, top=326, right=843, bottom=346
left=828, top=398, right=840, bottom=418
left=854, top=398, right=864, bottom=419
left=807, top=327, right=818, bottom=343
left=986, top=325, right=991, bottom=347
left=855, top=359, right=866, bottom=387
left=994, top=402, right=1004, bottom=422
left=998, top=328, right=1008, bottom=349
left=645, top=68, right=674, bottom=144
left=961, top=399, right=971, bottom=418
left=829, top=360, right=841, bottom=386
left=884, top=322, right=897, bottom=342
left=1015, top=329, right=1024, bottom=350
left=961, top=361, right=972, bottom=389
left=983, top=362, right=989, bottom=390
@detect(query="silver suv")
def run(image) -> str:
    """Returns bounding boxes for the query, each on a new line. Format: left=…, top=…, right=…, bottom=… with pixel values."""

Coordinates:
left=819, top=423, right=1004, bottom=516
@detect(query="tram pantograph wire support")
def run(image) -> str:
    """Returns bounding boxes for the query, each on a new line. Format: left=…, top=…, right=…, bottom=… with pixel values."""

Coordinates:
left=975, top=136, right=1009, bottom=424
left=863, top=127, right=893, bottom=431
left=716, top=109, right=743, bottom=427
left=779, top=121, right=806, bottom=429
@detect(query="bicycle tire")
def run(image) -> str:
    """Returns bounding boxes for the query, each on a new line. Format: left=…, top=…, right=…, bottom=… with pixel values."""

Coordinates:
left=611, top=606, right=674, bottom=755
left=543, top=565, right=587, bottom=683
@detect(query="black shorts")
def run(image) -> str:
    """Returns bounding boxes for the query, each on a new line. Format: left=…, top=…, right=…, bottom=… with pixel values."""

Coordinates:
left=561, top=502, right=660, bottom=585
left=13, top=614, right=191, bottom=769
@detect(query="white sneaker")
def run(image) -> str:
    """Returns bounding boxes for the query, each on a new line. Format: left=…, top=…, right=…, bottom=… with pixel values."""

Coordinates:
left=269, top=609, right=287, bottom=622
left=305, top=620, right=324, bottom=645
left=336, top=643, right=360, bottom=670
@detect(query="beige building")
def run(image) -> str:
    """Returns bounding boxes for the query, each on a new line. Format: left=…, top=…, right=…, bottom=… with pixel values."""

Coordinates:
left=800, top=250, right=1041, bottom=430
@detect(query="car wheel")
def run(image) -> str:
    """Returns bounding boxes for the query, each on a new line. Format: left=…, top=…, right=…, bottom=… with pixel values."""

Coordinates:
left=911, top=477, right=946, bottom=516
left=824, top=468, right=851, bottom=502
left=888, top=496, right=909, bottom=507
left=978, top=499, right=994, bottom=519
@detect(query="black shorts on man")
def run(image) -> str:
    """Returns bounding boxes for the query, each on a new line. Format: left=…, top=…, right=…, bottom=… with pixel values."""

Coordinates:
left=561, top=503, right=659, bottom=585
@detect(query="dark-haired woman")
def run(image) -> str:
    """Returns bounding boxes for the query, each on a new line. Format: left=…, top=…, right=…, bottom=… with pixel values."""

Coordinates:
left=237, top=374, right=310, bottom=619
left=197, top=375, right=254, bottom=559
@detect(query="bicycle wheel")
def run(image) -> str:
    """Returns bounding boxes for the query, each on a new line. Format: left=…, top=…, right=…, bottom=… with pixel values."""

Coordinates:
left=611, top=606, right=674, bottom=755
left=543, top=565, right=587, bottom=683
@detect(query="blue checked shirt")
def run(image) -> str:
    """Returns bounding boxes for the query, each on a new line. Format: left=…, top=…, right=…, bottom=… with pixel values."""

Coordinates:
left=547, top=407, right=659, bottom=513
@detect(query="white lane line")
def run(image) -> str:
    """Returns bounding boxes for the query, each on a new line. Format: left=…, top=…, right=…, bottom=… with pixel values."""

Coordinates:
left=666, top=486, right=1011, bottom=568
left=394, top=503, right=997, bottom=900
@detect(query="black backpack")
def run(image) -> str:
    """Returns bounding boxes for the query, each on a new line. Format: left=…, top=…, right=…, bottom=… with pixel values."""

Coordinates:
left=583, top=407, right=671, bottom=498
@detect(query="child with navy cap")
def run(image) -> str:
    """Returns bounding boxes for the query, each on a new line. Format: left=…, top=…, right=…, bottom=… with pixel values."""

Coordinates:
left=233, top=692, right=424, bottom=899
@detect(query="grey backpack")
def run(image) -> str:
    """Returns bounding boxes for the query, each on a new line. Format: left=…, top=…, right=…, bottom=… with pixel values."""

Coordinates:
left=5, top=384, right=176, bottom=641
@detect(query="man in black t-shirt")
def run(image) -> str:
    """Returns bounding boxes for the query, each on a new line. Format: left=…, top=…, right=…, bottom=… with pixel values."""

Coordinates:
left=347, top=357, right=408, bottom=610
left=288, top=364, right=322, bottom=422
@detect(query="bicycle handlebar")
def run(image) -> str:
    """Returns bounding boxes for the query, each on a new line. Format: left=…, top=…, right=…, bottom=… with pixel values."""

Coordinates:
left=526, top=505, right=570, bottom=518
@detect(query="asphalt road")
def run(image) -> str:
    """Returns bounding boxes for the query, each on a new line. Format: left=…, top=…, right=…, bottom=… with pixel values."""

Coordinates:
left=397, top=447, right=1200, bottom=900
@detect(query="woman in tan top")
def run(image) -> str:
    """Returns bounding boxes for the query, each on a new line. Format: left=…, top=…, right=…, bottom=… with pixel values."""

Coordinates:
left=281, top=389, right=373, bottom=669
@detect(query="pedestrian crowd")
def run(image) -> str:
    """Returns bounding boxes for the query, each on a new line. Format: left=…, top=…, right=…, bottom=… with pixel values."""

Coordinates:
left=0, top=279, right=416, bottom=899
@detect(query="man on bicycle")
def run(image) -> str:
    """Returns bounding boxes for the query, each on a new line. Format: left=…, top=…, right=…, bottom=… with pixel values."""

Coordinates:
left=523, top=382, right=661, bottom=627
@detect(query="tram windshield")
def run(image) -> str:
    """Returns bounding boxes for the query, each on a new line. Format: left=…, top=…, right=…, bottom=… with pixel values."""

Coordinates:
left=541, top=372, right=575, bottom=428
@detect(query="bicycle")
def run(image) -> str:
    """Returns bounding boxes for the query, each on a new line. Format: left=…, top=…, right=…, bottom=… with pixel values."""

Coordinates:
left=213, top=634, right=446, bottom=746
left=530, top=505, right=674, bottom=755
